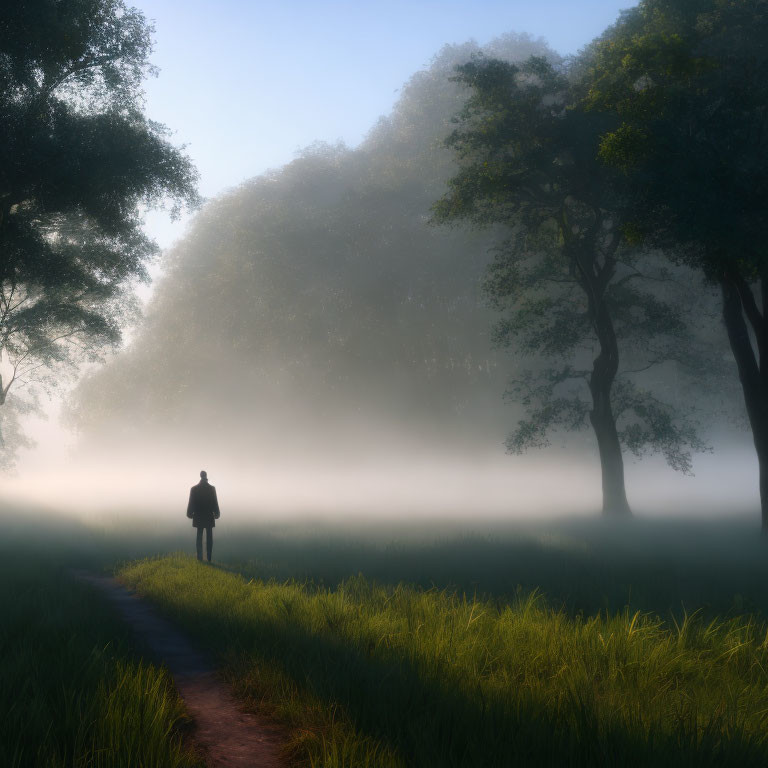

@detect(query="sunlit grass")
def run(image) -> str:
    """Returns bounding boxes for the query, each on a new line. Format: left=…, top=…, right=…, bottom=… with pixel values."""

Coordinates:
left=121, top=553, right=768, bottom=767
left=0, top=556, right=203, bottom=768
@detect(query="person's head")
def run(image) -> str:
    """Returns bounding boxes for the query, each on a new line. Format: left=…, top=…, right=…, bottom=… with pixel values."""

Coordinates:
left=200, top=470, right=208, bottom=482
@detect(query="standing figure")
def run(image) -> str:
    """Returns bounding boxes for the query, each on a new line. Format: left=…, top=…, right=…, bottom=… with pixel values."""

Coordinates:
left=187, top=470, right=220, bottom=562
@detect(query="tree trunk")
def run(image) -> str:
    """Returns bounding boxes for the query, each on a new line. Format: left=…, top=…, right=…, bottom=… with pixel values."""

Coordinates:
left=587, top=292, right=632, bottom=516
left=568, top=226, right=632, bottom=517
left=760, top=455, right=768, bottom=535
left=720, top=274, right=768, bottom=533
left=589, top=364, right=632, bottom=517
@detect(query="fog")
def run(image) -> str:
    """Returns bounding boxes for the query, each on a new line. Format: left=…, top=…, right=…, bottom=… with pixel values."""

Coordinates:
left=1, top=34, right=758, bottom=525
left=2, top=437, right=758, bottom=523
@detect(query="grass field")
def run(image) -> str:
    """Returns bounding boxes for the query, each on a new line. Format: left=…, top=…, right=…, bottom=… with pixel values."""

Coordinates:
left=0, top=546, right=204, bottom=768
left=118, top=517, right=768, bottom=768
left=4, top=511, right=768, bottom=766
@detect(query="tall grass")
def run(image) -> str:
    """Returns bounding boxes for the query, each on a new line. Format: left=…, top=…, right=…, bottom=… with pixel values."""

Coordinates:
left=121, top=554, right=768, bottom=767
left=0, top=555, right=203, bottom=768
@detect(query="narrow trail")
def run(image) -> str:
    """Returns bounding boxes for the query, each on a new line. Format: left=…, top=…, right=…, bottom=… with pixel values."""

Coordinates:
left=70, top=570, right=287, bottom=768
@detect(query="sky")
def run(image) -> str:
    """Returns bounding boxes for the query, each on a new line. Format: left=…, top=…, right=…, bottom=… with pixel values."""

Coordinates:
left=133, top=0, right=639, bottom=249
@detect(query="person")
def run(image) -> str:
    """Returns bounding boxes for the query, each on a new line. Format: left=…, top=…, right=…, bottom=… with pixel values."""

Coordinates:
left=187, top=470, right=220, bottom=562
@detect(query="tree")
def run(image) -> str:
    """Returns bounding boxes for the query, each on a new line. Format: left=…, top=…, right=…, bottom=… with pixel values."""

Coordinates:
left=68, top=37, right=557, bottom=461
left=0, top=0, right=198, bottom=463
left=432, top=55, right=706, bottom=515
left=584, top=0, right=768, bottom=529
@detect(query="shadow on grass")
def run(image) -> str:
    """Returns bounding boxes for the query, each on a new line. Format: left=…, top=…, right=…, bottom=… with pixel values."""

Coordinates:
left=212, top=517, right=768, bottom=621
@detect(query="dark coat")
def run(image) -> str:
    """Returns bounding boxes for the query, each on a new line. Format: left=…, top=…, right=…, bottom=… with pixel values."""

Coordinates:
left=187, top=480, right=220, bottom=528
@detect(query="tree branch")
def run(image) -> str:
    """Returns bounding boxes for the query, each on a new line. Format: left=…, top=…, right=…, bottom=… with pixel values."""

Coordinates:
left=39, top=54, right=123, bottom=101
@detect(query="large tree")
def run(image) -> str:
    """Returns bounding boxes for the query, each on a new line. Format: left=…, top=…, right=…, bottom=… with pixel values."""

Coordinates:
left=68, top=37, right=554, bottom=461
left=433, top=55, right=706, bottom=515
left=0, top=0, right=198, bottom=461
left=583, top=0, right=768, bottom=529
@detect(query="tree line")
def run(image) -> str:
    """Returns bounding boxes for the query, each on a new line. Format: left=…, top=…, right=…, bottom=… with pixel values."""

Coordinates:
left=1, top=0, right=765, bottom=528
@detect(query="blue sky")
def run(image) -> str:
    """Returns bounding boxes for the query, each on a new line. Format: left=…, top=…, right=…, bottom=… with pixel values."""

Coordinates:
left=132, top=0, right=638, bottom=247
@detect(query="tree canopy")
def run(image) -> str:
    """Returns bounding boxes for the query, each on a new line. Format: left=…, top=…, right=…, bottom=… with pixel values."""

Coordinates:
left=584, top=0, right=768, bottom=271
left=70, top=37, right=561, bottom=460
left=0, top=0, right=199, bottom=463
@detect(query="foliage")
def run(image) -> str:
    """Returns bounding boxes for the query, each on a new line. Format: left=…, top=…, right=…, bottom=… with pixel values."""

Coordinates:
left=0, top=396, right=34, bottom=470
left=0, top=0, right=199, bottom=463
left=583, top=0, right=768, bottom=275
left=432, top=54, right=707, bottom=478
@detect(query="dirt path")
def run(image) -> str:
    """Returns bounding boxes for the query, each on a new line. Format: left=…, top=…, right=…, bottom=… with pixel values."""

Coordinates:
left=71, top=570, right=286, bottom=768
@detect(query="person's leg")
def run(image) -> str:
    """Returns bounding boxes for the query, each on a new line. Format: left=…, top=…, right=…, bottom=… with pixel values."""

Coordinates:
left=206, top=526, right=213, bottom=562
left=196, top=527, right=203, bottom=561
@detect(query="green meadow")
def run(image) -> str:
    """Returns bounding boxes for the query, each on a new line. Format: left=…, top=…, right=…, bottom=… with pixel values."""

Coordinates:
left=4, top=512, right=768, bottom=766
left=0, top=552, right=203, bottom=768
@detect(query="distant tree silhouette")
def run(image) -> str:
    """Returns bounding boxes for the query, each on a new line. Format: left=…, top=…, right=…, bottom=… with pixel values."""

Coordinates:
left=69, top=37, right=555, bottom=456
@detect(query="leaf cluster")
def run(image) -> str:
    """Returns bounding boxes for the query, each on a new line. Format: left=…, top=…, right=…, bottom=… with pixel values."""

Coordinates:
left=584, top=0, right=768, bottom=276
left=0, top=0, right=199, bottom=451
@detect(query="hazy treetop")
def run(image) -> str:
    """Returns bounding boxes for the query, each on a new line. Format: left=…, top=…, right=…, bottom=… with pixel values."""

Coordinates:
left=129, top=1, right=636, bottom=247
left=71, top=35, right=561, bottom=456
